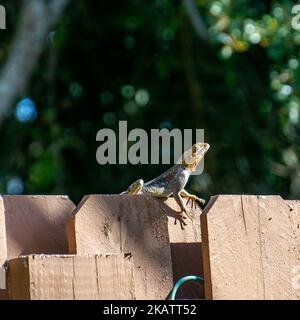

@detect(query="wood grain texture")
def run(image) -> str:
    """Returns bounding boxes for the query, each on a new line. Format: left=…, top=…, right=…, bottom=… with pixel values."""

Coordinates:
left=166, top=197, right=204, bottom=299
left=3, top=195, right=75, bottom=258
left=201, top=195, right=300, bottom=300
left=0, top=195, right=75, bottom=300
left=67, top=194, right=174, bottom=300
left=0, top=197, right=7, bottom=269
left=96, top=254, right=135, bottom=300
left=8, top=254, right=134, bottom=300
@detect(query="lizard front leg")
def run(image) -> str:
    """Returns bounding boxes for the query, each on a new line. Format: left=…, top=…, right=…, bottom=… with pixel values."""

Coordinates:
left=180, top=189, right=206, bottom=208
left=173, top=191, right=194, bottom=220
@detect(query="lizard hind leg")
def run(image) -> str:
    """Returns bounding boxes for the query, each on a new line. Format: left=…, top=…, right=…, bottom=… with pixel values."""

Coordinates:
left=123, top=179, right=144, bottom=195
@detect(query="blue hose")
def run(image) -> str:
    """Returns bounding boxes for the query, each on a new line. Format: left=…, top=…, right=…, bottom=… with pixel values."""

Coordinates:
left=169, top=275, right=204, bottom=300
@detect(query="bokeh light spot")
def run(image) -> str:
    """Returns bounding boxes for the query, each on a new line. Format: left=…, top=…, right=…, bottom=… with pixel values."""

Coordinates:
left=159, top=121, right=173, bottom=130
left=124, top=101, right=138, bottom=115
left=273, top=7, right=283, bottom=19
left=245, top=23, right=255, bottom=34
left=121, top=85, right=135, bottom=99
left=15, top=98, right=37, bottom=122
left=103, top=112, right=117, bottom=126
left=288, top=58, right=299, bottom=69
left=289, top=106, right=299, bottom=124
left=249, top=32, right=261, bottom=44
left=280, top=84, right=293, bottom=96
left=69, top=82, right=83, bottom=98
left=7, top=177, right=24, bottom=195
left=221, top=46, right=233, bottom=59
left=135, top=89, right=150, bottom=106
left=210, top=2, right=222, bottom=16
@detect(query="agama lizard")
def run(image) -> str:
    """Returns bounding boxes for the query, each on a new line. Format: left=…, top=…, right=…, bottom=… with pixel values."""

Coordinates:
left=121, top=142, right=210, bottom=221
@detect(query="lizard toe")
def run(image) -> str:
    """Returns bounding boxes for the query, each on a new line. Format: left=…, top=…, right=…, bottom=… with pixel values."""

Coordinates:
left=184, top=210, right=194, bottom=221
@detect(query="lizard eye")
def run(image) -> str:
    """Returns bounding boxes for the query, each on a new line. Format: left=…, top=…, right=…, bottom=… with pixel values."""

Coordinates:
left=192, top=145, right=197, bottom=154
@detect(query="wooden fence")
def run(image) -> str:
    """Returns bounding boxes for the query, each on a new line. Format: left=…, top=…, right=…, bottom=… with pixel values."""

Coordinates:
left=0, top=194, right=299, bottom=300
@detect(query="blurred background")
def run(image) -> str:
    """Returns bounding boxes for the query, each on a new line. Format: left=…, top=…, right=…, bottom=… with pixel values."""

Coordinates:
left=0, top=0, right=300, bottom=204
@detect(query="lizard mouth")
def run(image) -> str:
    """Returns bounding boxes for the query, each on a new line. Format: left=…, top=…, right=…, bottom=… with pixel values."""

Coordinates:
left=201, top=143, right=210, bottom=154
left=176, top=143, right=210, bottom=169
left=193, top=143, right=210, bottom=156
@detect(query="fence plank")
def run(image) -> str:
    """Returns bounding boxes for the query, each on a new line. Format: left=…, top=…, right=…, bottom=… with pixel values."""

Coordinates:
left=8, top=254, right=134, bottom=300
left=0, top=195, right=75, bottom=300
left=201, top=195, right=300, bottom=300
left=166, top=198, right=204, bottom=299
left=67, top=194, right=176, bottom=299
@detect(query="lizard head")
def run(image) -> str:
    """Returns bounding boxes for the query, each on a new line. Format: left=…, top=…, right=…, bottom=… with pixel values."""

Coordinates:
left=181, top=142, right=210, bottom=172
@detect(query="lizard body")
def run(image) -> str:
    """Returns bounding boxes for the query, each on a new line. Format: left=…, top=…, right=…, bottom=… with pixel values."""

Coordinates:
left=121, top=143, right=210, bottom=220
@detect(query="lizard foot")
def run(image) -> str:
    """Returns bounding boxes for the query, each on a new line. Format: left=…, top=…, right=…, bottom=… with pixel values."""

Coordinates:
left=182, top=207, right=194, bottom=221
left=186, top=195, right=206, bottom=210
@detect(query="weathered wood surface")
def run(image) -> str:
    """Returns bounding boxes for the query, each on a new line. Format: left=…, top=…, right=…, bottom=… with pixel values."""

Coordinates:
left=67, top=194, right=204, bottom=299
left=8, top=254, right=134, bottom=300
left=166, top=198, right=204, bottom=299
left=2, top=193, right=299, bottom=300
left=201, top=195, right=300, bottom=300
left=0, top=195, right=75, bottom=300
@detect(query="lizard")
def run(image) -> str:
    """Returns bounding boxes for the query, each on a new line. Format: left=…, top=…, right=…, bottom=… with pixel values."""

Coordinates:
left=121, top=142, right=210, bottom=221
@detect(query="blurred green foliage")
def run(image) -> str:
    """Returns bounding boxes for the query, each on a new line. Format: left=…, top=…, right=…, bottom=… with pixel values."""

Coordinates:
left=1, top=0, right=300, bottom=203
